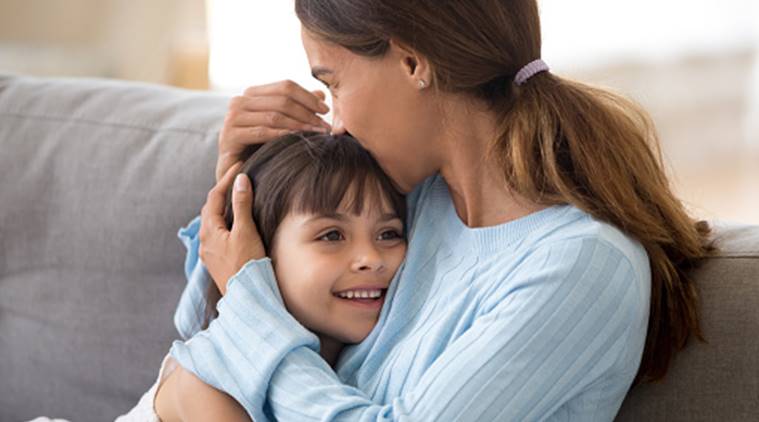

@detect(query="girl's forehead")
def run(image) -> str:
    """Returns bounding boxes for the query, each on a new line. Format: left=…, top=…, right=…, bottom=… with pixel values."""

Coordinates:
left=292, top=196, right=398, bottom=223
left=335, top=184, right=397, bottom=215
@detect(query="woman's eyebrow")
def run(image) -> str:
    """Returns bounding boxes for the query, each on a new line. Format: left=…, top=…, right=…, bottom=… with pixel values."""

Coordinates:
left=311, top=67, right=333, bottom=80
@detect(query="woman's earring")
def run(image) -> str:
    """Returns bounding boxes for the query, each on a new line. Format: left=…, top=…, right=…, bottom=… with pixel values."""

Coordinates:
left=418, top=79, right=427, bottom=89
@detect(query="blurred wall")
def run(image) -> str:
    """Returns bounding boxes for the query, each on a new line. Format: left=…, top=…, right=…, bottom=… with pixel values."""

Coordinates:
left=0, top=0, right=209, bottom=88
left=572, top=50, right=759, bottom=224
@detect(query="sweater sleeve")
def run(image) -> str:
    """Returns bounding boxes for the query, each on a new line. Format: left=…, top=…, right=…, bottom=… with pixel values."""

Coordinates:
left=173, top=215, right=215, bottom=340
left=170, top=236, right=646, bottom=421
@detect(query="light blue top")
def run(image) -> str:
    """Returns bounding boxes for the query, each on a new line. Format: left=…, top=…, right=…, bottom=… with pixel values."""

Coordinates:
left=170, top=173, right=650, bottom=421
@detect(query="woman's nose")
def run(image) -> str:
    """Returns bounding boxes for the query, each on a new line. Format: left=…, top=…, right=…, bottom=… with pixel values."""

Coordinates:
left=331, top=109, right=346, bottom=135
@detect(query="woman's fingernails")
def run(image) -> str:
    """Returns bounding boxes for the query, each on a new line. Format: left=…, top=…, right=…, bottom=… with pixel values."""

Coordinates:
left=319, top=101, right=329, bottom=113
left=234, top=174, right=249, bottom=192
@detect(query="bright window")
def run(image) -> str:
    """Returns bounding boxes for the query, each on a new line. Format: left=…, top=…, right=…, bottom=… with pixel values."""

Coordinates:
left=206, top=0, right=758, bottom=91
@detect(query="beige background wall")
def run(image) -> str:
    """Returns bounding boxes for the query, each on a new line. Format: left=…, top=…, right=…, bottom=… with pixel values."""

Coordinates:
left=0, top=0, right=208, bottom=88
left=0, top=1, right=756, bottom=223
left=576, top=51, right=759, bottom=224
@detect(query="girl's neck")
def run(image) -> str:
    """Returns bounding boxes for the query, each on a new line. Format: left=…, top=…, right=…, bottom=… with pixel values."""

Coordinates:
left=437, top=99, right=545, bottom=228
left=318, top=334, right=345, bottom=368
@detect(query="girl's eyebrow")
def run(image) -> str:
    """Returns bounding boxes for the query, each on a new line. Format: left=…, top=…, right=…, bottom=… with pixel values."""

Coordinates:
left=303, top=212, right=400, bottom=225
left=377, top=213, right=401, bottom=222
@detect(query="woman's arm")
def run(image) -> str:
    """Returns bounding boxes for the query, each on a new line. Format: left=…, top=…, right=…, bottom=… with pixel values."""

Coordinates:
left=155, top=365, right=251, bottom=422
left=171, top=238, right=645, bottom=421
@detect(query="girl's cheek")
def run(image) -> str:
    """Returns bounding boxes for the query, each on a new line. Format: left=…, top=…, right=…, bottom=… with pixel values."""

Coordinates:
left=391, top=246, right=407, bottom=271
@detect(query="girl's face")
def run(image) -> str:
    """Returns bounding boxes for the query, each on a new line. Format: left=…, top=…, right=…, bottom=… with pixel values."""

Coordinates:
left=301, top=27, right=442, bottom=194
left=269, top=191, right=406, bottom=344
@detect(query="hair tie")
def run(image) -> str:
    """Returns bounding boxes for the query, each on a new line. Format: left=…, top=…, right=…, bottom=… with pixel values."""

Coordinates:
left=514, top=59, right=549, bottom=86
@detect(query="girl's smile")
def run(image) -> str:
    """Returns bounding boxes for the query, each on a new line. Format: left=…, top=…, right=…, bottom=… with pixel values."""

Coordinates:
left=269, top=193, right=406, bottom=346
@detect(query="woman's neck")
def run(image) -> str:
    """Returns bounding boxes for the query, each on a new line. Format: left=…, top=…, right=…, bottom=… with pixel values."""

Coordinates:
left=318, top=334, right=344, bottom=368
left=437, top=99, right=546, bottom=228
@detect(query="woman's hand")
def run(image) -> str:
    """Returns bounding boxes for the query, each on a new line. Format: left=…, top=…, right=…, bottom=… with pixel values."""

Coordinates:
left=200, top=163, right=265, bottom=295
left=215, top=80, right=331, bottom=182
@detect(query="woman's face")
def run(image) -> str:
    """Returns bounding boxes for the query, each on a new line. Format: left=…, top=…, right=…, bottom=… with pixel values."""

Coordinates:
left=301, top=28, right=442, bottom=193
left=269, top=191, right=406, bottom=344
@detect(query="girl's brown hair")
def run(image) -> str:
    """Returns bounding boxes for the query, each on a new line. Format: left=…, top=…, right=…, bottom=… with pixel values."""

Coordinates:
left=203, top=132, right=406, bottom=326
left=295, top=0, right=714, bottom=385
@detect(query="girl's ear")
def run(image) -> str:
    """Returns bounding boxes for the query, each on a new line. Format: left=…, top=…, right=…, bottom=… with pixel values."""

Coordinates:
left=389, top=39, right=433, bottom=89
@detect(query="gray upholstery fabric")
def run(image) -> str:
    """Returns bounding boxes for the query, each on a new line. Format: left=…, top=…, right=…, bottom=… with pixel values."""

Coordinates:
left=0, top=75, right=225, bottom=422
left=0, top=75, right=757, bottom=421
left=616, top=223, right=759, bottom=421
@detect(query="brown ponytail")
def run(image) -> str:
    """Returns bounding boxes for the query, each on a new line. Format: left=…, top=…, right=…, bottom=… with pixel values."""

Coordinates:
left=296, top=0, right=715, bottom=385
left=495, top=71, right=714, bottom=385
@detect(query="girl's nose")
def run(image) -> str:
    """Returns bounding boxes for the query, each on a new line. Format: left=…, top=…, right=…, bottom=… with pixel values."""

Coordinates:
left=351, top=244, right=385, bottom=273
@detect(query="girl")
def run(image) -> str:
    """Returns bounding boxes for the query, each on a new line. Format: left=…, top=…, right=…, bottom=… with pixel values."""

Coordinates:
left=164, top=1, right=715, bottom=420
left=118, top=132, right=407, bottom=421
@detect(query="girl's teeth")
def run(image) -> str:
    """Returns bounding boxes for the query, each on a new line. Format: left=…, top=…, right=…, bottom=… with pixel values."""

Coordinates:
left=337, top=289, right=383, bottom=299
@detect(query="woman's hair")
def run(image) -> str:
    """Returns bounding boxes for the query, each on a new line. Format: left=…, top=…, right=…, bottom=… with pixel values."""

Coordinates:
left=203, top=132, right=407, bottom=326
left=295, top=0, right=715, bottom=385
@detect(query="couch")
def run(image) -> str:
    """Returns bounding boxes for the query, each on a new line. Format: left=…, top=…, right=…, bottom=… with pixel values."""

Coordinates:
left=1, top=75, right=757, bottom=422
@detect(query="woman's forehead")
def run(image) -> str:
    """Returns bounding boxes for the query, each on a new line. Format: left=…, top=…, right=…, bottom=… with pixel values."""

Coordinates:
left=301, top=27, right=350, bottom=71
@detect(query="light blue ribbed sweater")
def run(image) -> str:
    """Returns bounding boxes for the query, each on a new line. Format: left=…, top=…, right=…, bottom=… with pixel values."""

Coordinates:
left=170, top=173, right=650, bottom=421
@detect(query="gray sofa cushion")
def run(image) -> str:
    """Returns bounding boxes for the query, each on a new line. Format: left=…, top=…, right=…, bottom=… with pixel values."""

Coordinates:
left=0, top=75, right=225, bottom=422
left=0, top=75, right=757, bottom=422
left=616, top=223, right=759, bottom=421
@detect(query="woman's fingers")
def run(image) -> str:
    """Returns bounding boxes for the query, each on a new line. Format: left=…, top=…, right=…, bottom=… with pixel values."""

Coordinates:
left=228, top=107, right=328, bottom=133
left=215, top=81, right=332, bottom=182
left=224, top=126, right=294, bottom=147
left=215, top=126, right=290, bottom=182
left=311, top=90, right=327, bottom=102
left=199, top=162, right=265, bottom=295
left=224, top=126, right=299, bottom=147
left=244, top=80, right=329, bottom=115
left=233, top=95, right=330, bottom=129
left=203, top=162, right=242, bottom=233
left=231, top=173, right=255, bottom=235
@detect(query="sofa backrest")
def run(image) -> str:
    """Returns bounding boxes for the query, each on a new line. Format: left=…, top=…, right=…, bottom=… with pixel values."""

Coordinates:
left=616, top=223, right=759, bottom=421
left=1, top=75, right=757, bottom=421
left=0, top=75, right=226, bottom=422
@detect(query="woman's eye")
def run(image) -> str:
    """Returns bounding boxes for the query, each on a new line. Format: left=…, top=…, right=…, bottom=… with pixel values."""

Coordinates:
left=378, top=230, right=402, bottom=241
left=328, top=83, right=338, bottom=98
left=319, top=230, right=344, bottom=241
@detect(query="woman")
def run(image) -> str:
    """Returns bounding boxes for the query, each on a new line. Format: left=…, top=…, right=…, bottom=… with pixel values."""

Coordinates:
left=165, top=1, right=712, bottom=420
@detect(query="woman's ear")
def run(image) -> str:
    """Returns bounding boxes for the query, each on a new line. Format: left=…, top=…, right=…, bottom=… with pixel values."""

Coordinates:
left=389, top=39, right=432, bottom=89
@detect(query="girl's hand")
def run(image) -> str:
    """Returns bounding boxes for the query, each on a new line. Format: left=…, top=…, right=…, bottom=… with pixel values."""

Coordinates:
left=215, top=80, right=331, bottom=182
left=200, top=163, right=264, bottom=295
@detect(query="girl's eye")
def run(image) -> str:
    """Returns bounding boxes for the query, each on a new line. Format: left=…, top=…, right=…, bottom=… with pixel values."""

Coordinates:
left=378, top=230, right=403, bottom=241
left=318, top=230, right=344, bottom=242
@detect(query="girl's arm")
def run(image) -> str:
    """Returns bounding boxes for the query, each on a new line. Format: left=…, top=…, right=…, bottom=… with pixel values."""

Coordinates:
left=155, top=365, right=251, bottom=422
left=171, top=238, right=644, bottom=421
